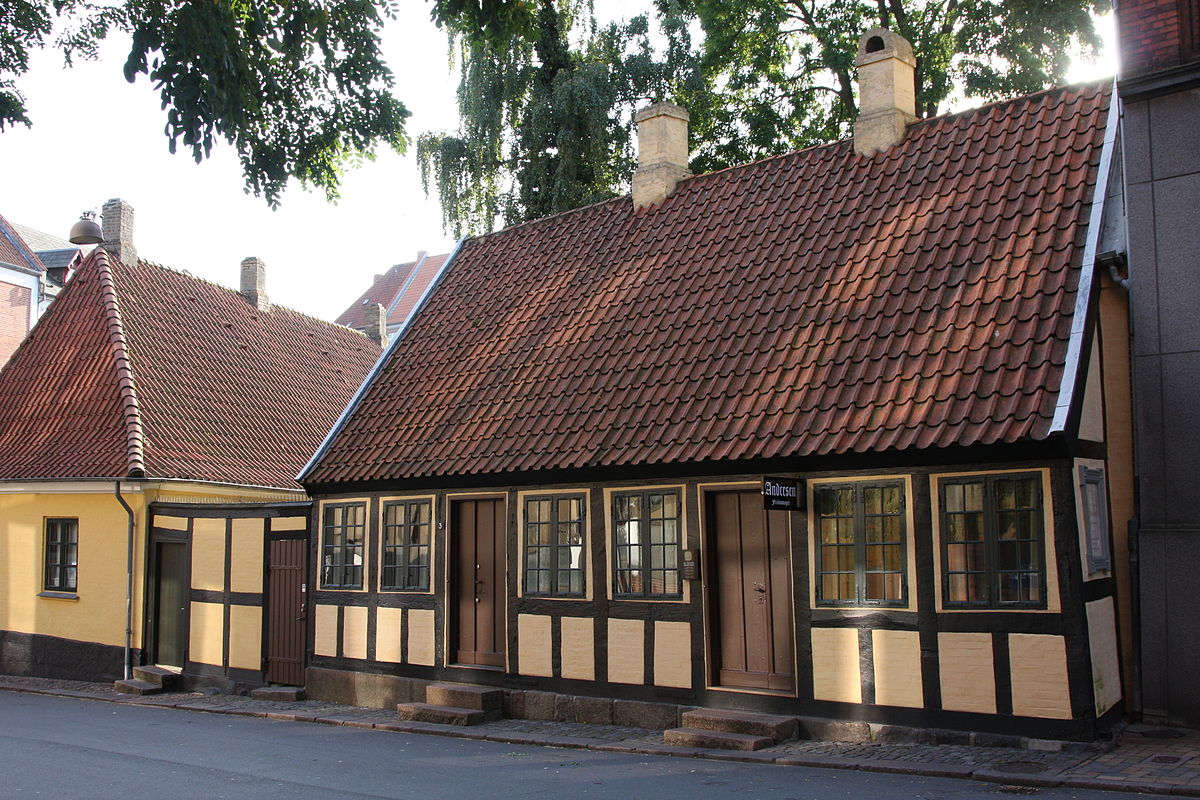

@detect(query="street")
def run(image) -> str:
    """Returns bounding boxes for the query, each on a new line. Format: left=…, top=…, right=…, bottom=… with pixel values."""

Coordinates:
left=0, top=692, right=1147, bottom=800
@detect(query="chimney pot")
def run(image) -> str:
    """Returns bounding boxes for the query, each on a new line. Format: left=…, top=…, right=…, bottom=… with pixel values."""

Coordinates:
left=100, top=198, right=137, bottom=265
left=853, top=28, right=917, bottom=156
left=363, top=303, right=388, bottom=348
left=632, top=102, right=691, bottom=209
left=240, top=257, right=269, bottom=310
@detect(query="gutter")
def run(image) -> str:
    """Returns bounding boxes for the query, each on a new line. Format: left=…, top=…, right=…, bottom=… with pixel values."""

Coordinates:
left=298, top=235, right=468, bottom=483
left=1050, top=80, right=1121, bottom=434
left=114, top=479, right=136, bottom=680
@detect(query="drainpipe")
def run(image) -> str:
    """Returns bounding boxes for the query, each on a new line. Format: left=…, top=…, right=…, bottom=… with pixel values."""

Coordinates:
left=114, top=480, right=135, bottom=680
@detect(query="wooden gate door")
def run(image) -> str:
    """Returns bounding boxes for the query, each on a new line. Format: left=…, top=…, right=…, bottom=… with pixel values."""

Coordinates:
left=266, top=537, right=307, bottom=685
left=708, top=490, right=794, bottom=692
left=153, top=541, right=188, bottom=667
left=451, top=499, right=506, bottom=667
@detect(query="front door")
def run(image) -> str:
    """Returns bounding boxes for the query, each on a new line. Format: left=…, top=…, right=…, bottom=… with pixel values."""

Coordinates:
left=266, top=537, right=307, bottom=685
left=451, top=499, right=506, bottom=667
left=707, top=490, right=794, bottom=692
left=153, top=540, right=188, bottom=667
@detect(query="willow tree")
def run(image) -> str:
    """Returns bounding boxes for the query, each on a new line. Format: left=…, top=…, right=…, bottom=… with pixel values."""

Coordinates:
left=682, top=0, right=1110, bottom=171
left=417, top=0, right=708, bottom=235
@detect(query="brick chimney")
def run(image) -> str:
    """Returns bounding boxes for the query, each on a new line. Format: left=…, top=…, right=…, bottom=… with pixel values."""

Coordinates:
left=240, top=257, right=269, bottom=310
left=631, top=102, right=691, bottom=209
left=362, top=303, right=388, bottom=348
left=101, top=198, right=137, bottom=265
left=853, top=28, right=917, bottom=156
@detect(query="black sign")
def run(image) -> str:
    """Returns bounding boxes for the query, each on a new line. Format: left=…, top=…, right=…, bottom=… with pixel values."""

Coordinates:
left=763, top=477, right=803, bottom=511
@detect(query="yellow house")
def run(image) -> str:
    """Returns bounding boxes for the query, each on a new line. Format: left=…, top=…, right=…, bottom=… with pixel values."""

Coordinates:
left=0, top=216, right=379, bottom=687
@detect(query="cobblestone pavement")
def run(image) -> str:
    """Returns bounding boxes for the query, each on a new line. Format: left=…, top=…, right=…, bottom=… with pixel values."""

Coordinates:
left=2, top=674, right=1197, bottom=795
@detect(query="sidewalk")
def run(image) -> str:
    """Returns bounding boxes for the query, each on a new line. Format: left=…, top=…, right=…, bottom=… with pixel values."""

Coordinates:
left=2, top=674, right=1197, bottom=795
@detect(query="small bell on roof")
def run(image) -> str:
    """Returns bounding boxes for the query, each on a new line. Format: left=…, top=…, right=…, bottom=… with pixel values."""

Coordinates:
left=68, top=211, right=102, bottom=245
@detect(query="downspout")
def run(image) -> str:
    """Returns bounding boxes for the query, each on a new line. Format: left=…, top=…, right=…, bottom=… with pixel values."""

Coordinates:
left=114, top=480, right=135, bottom=680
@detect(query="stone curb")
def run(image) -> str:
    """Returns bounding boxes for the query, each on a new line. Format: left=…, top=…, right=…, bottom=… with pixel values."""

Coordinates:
left=3, top=681, right=1190, bottom=795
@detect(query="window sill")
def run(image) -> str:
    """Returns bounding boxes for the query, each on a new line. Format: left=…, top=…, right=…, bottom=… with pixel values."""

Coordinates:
left=38, top=591, right=79, bottom=601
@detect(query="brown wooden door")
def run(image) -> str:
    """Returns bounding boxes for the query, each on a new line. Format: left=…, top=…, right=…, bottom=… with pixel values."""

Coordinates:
left=153, top=541, right=188, bottom=667
left=452, top=499, right=506, bottom=667
left=708, top=490, right=794, bottom=692
left=266, top=537, right=307, bottom=685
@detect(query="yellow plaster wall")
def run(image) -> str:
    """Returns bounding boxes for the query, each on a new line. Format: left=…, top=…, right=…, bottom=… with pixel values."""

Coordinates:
left=313, top=604, right=338, bottom=657
left=1009, top=633, right=1072, bottom=719
left=1087, top=597, right=1123, bottom=716
left=608, top=618, right=645, bottom=685
left=811, top=628, right=862, bottom=704
left=190, top=518, right=226, bottom=592
left=271, top=516, right=309, bottom=532
left=189, top=601, right=224, bottom=666
left=376, top=607, right=403, bottom=663
left=1078, top=337, right=1105, bottom=443
left=229, top=518, right=264, bottom=594
left=938, top=632, right=996, bottom=714
left=407, top=608, right=436, bottom=666
left=228, top=604, right=262, bottom=671
left=518, top=614, right=553, bottom=677
left=559, top=617, right=595, bottom=681
left=153, top=515, right=188, bottom=531
left=0, top=491, right=149, bottom=649
left=653, top=621, right=691, bottom=688
left=343, top=605, right=368, bottom=660
left=872, top=629, right=923, bottom=708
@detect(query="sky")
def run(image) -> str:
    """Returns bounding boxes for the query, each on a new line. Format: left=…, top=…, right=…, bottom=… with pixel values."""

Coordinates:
left=0, top=5, right=1117, bottom=322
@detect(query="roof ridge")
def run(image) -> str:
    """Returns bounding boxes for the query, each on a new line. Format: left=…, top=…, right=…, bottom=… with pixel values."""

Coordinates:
left=133, top=257, right=370, bottom=337
left=91, top=249, right=147, bottom=477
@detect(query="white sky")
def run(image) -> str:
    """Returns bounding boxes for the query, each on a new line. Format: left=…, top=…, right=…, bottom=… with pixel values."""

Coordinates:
left=0, top=5, right=1116, bottom=322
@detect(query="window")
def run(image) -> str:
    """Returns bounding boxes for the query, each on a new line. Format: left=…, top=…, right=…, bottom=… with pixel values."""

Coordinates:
left=613, top=489, right=682, bottom=599
left=941, top=473, right=1046, bottom=608
left=381, top=499, right=432, bottom=591
left=1079, top=466, right=1111, bottom=574
left=815, top=482, right=906, bottom=606
left=524, top=495, right=586, bottom=597
left=44, top=518, right=78, bottom=592
left=321, top=502, right=366, bottom=589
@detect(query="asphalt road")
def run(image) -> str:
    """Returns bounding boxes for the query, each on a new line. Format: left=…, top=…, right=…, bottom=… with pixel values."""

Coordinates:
left=0, top=691, right=1143, bottom=800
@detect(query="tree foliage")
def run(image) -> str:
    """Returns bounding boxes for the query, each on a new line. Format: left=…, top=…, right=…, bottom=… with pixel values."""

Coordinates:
left=0, top=0, right=520, bottom=205
left=417, top=0, right=708, bottom=235
left=683, top=0, right=1110, bottom=171
left=423, top=0, right=1109, bottom=232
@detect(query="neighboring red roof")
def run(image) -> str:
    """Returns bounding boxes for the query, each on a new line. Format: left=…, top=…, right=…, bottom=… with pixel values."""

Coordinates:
left=335, top=252, right=449, bottom=330
left=0, top=249, right=381, bottom=488
left=0, top=214, right=43, bottom=274
left=305, top=82, right=1112, bottom=486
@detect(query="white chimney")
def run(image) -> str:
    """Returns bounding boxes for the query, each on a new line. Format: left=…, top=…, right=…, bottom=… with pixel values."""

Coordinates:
left=363, top=303, right=388, bottom=348
left=631, top=102, right=691, bottom=209
left=853, top=28, right=917, bottom=156
left=101, top=198, right=137, bottom=266
left=240, top=257, right=269, bottom=310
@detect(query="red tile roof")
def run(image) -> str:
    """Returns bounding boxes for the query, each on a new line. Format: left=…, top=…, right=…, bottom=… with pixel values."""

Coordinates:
left=305, top=82, right=1112, bottom=486
left=0, top=214, right=43, bottom=274
left=335, top=252, right=449, bottom=330
left=0, top=249, right=381, bottom=488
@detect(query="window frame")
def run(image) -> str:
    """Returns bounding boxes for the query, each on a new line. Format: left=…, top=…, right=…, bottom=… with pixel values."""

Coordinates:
left=319, top=501, right=367, bottom=590
left=1079, top=466, right=1112, bottom=575
left=380, top=498, right=433, bottom=592
left=939, top=472, right=1048, bottom=610
left=522, top=493, right=587, bottom=598
left=813, top=480, right=908, bottom=608
left=44, top=517, right=78, bottom=593
left=611, top=488, right=684, bottom=600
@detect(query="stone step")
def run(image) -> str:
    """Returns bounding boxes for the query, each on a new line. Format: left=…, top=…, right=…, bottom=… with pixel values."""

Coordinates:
left=132, top=665, right=180, bottom=690
left=664, top=727, right=775, bottom=751
left=251, top=686, right=306, bottom=702
left=424, top=683, right=503, bottom=713
left=396, top=702, right=494, bottom=726
left=681, top=708, right=797, bottom=741
left=113, top=678, right=161, bottom=696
